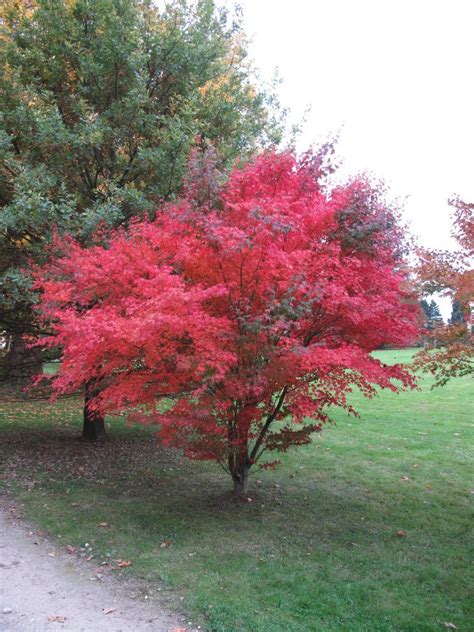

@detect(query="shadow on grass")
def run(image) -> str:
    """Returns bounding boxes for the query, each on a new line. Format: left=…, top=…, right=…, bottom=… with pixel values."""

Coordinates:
left=0, top=423, right=387, bottom=548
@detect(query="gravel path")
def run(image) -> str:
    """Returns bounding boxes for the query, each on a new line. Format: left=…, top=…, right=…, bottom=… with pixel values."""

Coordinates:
left=0, top=509, right=193, bottom=632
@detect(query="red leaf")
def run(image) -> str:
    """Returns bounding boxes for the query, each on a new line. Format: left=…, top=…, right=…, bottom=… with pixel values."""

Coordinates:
left=115, top=559, right=132, bottom=568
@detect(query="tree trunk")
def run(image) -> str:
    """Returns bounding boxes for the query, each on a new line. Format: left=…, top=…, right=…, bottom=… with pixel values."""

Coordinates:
left=0, top=332, right=43, bottom=386
left=82, top=380, right=106, bottom=441
left=232, top=463, right=249, bottom=498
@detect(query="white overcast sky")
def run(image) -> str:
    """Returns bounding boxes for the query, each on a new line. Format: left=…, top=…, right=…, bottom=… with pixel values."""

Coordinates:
left=230, top=0, right=474, bottom=318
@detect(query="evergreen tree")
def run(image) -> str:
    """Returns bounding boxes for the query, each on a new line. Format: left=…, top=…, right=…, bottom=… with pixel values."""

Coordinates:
left=449, top=300, right=466, bottom=325
left=420, top=299, right=431, bottom=324
left=428, top=300, right=443, bottom=325
left=420, top=298, right=443, bottom=331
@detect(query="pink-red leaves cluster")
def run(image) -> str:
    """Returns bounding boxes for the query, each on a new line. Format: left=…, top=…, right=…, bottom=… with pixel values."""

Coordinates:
left=35, top=152, right=418, bottom=494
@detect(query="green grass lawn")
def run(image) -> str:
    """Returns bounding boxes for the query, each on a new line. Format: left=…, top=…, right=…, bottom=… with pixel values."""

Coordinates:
left=0, top=349, right=472, bottom=631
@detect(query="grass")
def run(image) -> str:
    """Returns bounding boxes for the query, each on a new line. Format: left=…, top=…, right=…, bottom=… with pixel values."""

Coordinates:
left=0, top=349, right=472, bottom=631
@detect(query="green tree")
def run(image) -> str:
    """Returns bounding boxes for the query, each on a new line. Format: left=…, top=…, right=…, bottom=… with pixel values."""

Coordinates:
left=0, top=0, right=283, bottom=394
left=449, top=300, right=465, bottom=325
left=420, top=298, right=443, bottom=331
left=428, top=299, right=443, bottom=326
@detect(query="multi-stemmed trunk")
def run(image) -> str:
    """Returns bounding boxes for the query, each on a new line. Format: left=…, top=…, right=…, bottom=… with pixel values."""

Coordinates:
left=228, top=387, right=289, bottom=497
left=231, top=460, right=250, bottom=498
left=82, top=379, right=106, bottom=441
left=228, top=429, right=251, bottom=498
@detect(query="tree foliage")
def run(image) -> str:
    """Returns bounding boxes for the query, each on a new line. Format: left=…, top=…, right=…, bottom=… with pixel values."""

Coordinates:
left=449, top=300, right=465, bottom=326
left=0, top=0, right=282, bottom=359
left=35, top=151, right=418, bottom=495
left=415, top=197, right=473, bottom=385
left=419, top=298, right=443, bottom=331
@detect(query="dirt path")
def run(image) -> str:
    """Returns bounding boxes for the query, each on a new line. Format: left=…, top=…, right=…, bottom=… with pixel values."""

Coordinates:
left=0, top=509, right=194, bottom=632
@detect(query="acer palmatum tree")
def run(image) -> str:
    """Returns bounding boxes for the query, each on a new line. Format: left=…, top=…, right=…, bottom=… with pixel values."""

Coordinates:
left=35, top=152, right=418, bottom=496
left=415, top=197, right=473, bottom=385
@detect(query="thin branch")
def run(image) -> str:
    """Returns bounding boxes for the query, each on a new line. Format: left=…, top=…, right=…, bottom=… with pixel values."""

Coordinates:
left=117, top=147, right=139, bottom=188
left=249, top=385, right=288, bottom=462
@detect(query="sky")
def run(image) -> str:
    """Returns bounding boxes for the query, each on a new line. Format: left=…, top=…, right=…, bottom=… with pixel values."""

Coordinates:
left=231, top=0, right=474, bottom=318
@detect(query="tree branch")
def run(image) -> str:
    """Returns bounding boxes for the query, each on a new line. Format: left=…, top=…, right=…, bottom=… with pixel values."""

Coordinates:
left=249, top=385, right=288, bottom=462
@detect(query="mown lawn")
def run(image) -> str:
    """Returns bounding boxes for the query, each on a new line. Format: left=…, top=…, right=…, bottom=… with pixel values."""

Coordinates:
left=0, top=349, right=472, bottom=631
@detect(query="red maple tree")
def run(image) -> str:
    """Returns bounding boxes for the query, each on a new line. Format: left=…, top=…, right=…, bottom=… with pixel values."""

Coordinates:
left=415, top=197, right=473, bottom=385
left=35, top=152, right=418, bottom=495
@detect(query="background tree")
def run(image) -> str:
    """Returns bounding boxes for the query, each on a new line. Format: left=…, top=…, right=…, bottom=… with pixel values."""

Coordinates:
left=449, top=300, right=466, bottom=326
left=415, top=197, right=473, bottom=385
left=35, top=151, right=418, bottom=496
left=419, top=298, right=443, bottom=330
left=0, top=0, right=283, bottom=393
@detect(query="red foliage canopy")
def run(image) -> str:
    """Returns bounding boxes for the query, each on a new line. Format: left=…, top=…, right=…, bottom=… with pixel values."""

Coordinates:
left=35, top=152, right=418, bottom=494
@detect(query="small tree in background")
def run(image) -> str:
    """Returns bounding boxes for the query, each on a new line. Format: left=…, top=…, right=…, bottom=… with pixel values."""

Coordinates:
left=419, top=298, right=444, bottom=347
left=415, top=197, right=473, bottom=385
left=420, top=298, right=443, bottom=331
left=449, top=300, right=466, bottom=325
left=35, top=152, right=418, bottom=496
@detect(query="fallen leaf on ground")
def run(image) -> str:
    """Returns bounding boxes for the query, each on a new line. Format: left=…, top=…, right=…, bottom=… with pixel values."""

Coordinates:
left=401, top=476, right=410, bottom=481
left=47, top=551, right=57, bottom=557
left=66, top=545, right=76, bottom=554
left=71, top=502, right=80, bottom=507
left=98, top=522, right=109, bottom=528
left=396, top=530, right=407, bottom=537
left=47, top=615, right=66, bottom=623
left=115, top=559, right=132, bottom=568
left=85, top=555, right=93, bottom=561
left=412, top=464, right=419, bottom=468
left=102, top=608, right=116, bottom=615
